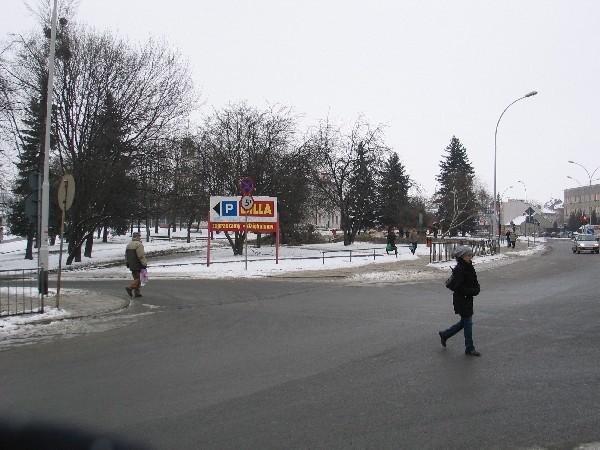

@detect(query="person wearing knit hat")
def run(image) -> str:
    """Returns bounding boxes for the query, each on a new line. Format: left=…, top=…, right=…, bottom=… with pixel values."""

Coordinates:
left=452, top=245, right=473, bottom=259
left=125, top=231, right=148, bottom=298
left=438, top=245, right=482, bottom=356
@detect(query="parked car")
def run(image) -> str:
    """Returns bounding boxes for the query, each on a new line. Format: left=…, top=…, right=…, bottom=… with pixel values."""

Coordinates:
left=572, top=234, right=600, bottom=254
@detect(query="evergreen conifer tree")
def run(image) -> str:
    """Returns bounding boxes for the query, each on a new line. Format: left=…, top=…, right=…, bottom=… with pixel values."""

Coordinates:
left=347, top=142, right=379, bottom=233
left=377, top=153, right=411, bottom=229
left=434, top=136, right=479, bottom=236
left=8, top=81, right=47, bottom=259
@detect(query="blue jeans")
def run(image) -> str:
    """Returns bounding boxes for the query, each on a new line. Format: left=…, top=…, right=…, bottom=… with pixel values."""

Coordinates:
left=440, top=315, right=474, bottom=352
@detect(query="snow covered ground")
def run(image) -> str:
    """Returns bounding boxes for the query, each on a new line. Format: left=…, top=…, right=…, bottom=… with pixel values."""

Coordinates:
left=0, top=230, right=547, bottom=280
left=0, top=230, right=547, bottom=342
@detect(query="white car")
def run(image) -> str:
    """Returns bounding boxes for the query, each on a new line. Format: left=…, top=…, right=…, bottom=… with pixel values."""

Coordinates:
left=572, top=234, right=600, bottom=254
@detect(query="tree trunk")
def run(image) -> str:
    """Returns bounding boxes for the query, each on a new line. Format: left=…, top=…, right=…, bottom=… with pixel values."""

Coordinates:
left=228, top=231, right=245, bottom=256
left=74, top=243, right=82, bottom=263
left=84, top=233, right=93, bottom=258
left=25, top=228, right=34, bottom=260
left=224, top=231, right=236, bottom=255
left=103, top=226, right=109, bottom=242
left=67, top=242, right=82, bottom=265
left=236, top=234, right=245, bottom=255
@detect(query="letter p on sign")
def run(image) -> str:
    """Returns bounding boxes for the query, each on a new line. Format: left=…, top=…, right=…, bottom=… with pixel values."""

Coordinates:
left=222, top=201, right=237, bottom=216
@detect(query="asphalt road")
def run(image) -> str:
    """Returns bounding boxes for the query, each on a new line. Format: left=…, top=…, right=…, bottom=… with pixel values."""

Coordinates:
left=1, top=239, right=599, bottom=449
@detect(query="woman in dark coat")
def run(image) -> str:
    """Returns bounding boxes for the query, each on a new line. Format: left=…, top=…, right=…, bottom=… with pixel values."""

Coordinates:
left=439, top=245, right=481, bottom=356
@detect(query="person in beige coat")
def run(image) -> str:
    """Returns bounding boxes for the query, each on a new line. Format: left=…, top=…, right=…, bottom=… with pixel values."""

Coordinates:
left=125, top=232, right=148, bottom=297
left=409, top=228, right=418, bottom=255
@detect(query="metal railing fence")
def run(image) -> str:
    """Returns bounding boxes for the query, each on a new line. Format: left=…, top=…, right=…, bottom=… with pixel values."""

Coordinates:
left=429, top=238, right=500, bottom=263
left=0, top=267, right=44, bottom=317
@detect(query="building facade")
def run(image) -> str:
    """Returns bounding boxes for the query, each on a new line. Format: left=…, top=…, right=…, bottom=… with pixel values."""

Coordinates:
left=563, top=184, right=600, bottom=222
left=500, top=198, right=554, bottom=235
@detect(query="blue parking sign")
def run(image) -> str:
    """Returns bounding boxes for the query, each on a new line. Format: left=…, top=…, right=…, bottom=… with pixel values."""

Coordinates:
left=222, top=201, right=238, bottom=216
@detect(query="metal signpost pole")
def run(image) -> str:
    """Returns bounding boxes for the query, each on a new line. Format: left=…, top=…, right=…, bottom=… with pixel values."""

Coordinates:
left=39, top=0, right=58, bottom=295
left=55, top=175, right=75, bottom=308
left=245, top=214, right=249, bottom=270
left=240, top=177, right=255, bottom=271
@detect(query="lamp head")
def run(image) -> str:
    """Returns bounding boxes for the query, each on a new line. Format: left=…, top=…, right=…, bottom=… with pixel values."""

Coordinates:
left=525, top=91, right=538, bottom=97
left=568, top=160, right=575, bottom=164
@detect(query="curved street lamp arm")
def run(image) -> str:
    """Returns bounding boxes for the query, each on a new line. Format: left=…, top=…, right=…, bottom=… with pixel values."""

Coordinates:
left=590, top=165, right=600, bottom=182
left=568, top=160, right=599, bottom=185
left=493, top=91, right=537, bottom=239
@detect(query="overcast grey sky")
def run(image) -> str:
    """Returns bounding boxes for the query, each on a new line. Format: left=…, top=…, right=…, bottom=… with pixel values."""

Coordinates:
left=3, top=0, right=600, bottom=205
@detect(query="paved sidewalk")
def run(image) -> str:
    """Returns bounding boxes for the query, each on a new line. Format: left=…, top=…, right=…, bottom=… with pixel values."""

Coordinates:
left=52, top=290, right=129, bottom=318
left=6, top=290, right=129, bottom=326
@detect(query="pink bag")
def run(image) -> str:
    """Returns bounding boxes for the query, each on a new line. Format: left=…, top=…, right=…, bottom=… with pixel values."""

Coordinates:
left=140, top=268, right=149, bottom=286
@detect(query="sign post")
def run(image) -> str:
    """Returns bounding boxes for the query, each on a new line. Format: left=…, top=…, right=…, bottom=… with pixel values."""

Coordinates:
left=56, top=174, right=75, bottom=308
left=239, top=178, right=255, bottom=270
left=240, top=195, right=254, bottom=270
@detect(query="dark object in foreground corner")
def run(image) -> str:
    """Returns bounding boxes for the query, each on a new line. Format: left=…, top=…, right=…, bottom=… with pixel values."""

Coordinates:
left=0, top=417, right=150, bottom=450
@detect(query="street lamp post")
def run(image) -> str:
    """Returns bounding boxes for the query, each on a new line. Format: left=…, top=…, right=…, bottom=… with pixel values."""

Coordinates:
left=499, top=185, right=513, bottom=237
left=493, top=91, right=538, bottom=242
left=518, top=180, right=527, bottom=203
left=568, top=160, right=600, bottom=225
left=518, top=180, right=528, bottom=235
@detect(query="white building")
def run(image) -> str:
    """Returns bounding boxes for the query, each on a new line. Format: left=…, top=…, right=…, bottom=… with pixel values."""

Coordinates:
left=313, top=209, right=340, bottom=230
left=501, top=198, right=554, bottom=235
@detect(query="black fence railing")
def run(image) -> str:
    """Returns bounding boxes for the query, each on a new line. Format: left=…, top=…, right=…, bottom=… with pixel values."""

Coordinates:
left=0, top=267, right=44, bottom=317
left=320, top=245, right=413, bottom=264
left=429, top=238, right=500, bottom=263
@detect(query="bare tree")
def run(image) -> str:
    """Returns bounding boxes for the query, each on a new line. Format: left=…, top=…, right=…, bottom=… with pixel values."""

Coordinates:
left=166, top=135, right=209, bottom=241
left=197, top=102, right=308, bottom=254
left=309, top=117, right=388, bottom=245
left=48, top=26, right=197, bottom=263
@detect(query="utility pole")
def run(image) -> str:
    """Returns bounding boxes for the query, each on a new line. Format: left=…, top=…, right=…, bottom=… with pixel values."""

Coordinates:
left=39, top=0, right=58, bottom=294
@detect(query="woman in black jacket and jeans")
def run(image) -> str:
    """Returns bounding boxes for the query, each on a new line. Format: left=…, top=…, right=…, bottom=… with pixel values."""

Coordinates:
left=439, top=245, right=481, bottom=356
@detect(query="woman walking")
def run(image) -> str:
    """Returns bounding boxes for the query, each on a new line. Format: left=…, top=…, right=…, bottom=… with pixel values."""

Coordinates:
left=439, top=245, right=481, bottom=356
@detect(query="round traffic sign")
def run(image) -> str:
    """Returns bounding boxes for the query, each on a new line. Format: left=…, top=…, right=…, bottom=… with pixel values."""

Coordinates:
left=240, top=195, right=254, bottom=211
left=240, top=177, right=255, bottom=196
left=57, top=174, right=75, bottom=211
